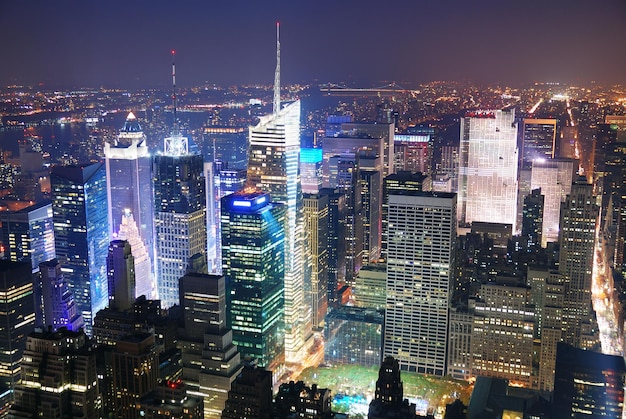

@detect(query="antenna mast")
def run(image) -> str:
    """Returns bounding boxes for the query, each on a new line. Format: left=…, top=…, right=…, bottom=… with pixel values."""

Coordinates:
left=172, top=49, right=178, bottom=134
left=273, top=22, right=280, bottom=115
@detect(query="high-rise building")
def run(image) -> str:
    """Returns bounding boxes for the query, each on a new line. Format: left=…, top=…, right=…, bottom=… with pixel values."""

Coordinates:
left=381, top=171, right=426, bottom=261
left=0, top=260, right=36, bottom=390
left=138, top=380, right=204, bottom=419
left=0, top=201, right=55, bottom=273
left=10, top=328, right=100, bottom=418
left=274, top=381, right=334, bottom=419
left=112, top=332, right=159, bottom=419
left=604, top=116, right=626, bottom=273
left=221, top=191, right=285, bottom=371
left=394, top=132, right=432, bottom=175
left=530, top=158, right=577, bottom=246
left=107, top=240, right=136, bottom=311
left=368, top=356, right=417, bottom=419
left=153, top=144, right=207, bottom=308
left=384, top=192, right=456, bottom=375
left=324, top=306, right=383, bottom=367
left=117, top=210, right=153, bottom=299
left=521, top=188, right=544, bottom=252
left=446, top=308, right=473, bottom=381
left=51, top=163, right=109, bottom=335
left=470, top=282, right=535, bottom=387
left=178, top=272, right=242, bottom=418
left=319, top=188, right=346, bottom=307
left=245, top=25, right=310, bottom=364
left=104, top=112, right=154, bottom=293
left=559, top=178, right=599, bottom=349
left=353, top=264, right=386, bottom=310
left=221, top=365, right=273, bottom=419
left=521, top=118, right=557, bottom=169
left=300, top=148, right=323, bottom=194
left=39, top=259, right=83, bottom=331
left=303, top=193, right=329, bottom=330
left=458, top=109, right=519, bottom=230
left=552, top=342, right=625, bottom=418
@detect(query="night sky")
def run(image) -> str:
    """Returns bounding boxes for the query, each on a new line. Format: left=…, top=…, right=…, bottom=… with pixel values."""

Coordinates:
left=1, top=0, right=625, bottom=88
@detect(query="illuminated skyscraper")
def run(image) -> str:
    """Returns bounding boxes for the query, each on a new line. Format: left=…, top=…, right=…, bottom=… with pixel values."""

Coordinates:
left=384, top=192, right=456, bottom=375
left=0, top=260, right=36, bottom=390
left=303, top=193, right=329, bottom=330
left=521, top=119, right=557, bottom=169
left=221, top=191, right=285, bottom=372
left=559, top=178, right=599, bottom=349
left=51, top=163, right=109, bottom=335
left=0, top=201, right=55, bottom=273
left=153, top=140, right=207, bottom=308
left=458, top=109, right=519, bottom=230
left=104, top=112, right=154, bottom=291
left=530, top=158, right=577, bottom=246
left=246, top=24, right=310, bottom=363
left=300, top=148, right=323, bottom=194
left=117, top=210, right=153, bottom=299
left=39, top=259, right=84, bottom=331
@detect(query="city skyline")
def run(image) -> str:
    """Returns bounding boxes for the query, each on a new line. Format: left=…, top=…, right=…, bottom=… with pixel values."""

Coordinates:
left=1, top=0, right=626, bottom=88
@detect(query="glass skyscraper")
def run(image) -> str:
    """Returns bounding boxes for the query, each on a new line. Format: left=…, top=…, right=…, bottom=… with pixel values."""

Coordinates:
left=221, top=191, right=285, bottom=372
left=51, top=163, right=109, bottom=335
left=153, top=149, right=207, bottom=309
left=104, top=112, right=154, bottom=299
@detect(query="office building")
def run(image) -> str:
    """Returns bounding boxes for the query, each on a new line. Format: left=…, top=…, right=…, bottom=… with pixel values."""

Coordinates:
left=153, top=139, right=207, bottom=308
left=353, top=264, right=386, bottom=310
left=357, top=163, right=382, bottom=265
left=381, top=171, right=427, bottom=260
left=324, top=306, right=383, bottom=367
left=301, top=148, right=323, bottom=194
left=384, top=192, right=456, bottom=375
left=319, top=188, right=346, bottom=307
left=104, top=112, right=154, bottom=296
left=530, top=158, right=577, bottom=246
left=138, top=380, right=204, bottom=419
left=458, top=109, right=519, bottom=230
left=521, top=118, right=557, bottom=169
left=552, top=343, right=625, bottom=418
left=178, top=272, right=242, bottom=418
left=470, top=282, right=535, bottom=387
left=0, top=261, right=36, bottom=390
left=107, top=239, right=136, bottom=311
left=559, top=178, right=599, bottom=349
left=38, top=259, right=83, bottom=331
left=112, top=332, right=159, bottom=419
left=303, top=193, right=329, bottom=330
left=9, top=328, right=100, bottom=418
left=394, top=132, right=432, bottom=175
left=221, top=365, right=273, bottom=419
left=51, top=163, right=109, bottom=334
left=521, top=188, right=544, bottom=252
left=0, top=201, right=55, bottom=273
left=221, top=191, right=285, bottom=371
left=446, top=308, right=473, bottom=381
left=275, top=381, right=334, bottom=419
left=246, top=26, right=310, bottom=363
left=604, top=116, right=626, bottom=273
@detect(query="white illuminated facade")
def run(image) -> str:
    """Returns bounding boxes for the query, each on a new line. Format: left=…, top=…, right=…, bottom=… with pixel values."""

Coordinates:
left=384, top=192, right=456, bottom=376
left=458, top=109, right=519, bottom=230
left=117, top=211, right=154, bottom=299
left=530, top=158, right=577, bottom=246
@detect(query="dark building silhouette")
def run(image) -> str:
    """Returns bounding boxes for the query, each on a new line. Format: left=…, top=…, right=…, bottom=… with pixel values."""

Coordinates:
left=275, top=381, right=335, bottom=419
left=368, top=356, right=417, bottom=419
left=221, top=365, right=273, bottom=419
left=552, top=343, right=626, bottom=419
left=138, top=380, right=204, bottom=419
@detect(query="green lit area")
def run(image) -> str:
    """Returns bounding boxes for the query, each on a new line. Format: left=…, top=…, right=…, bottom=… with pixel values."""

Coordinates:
left=298, top=364, right=472, bottom=417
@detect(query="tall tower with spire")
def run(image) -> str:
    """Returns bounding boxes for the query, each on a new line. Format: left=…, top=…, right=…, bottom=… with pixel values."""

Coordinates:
left=104, top=112, right=155, bottom=299
left=153, top=52, right=207, bottom=308
left=246, top=24, right=312, bottom=365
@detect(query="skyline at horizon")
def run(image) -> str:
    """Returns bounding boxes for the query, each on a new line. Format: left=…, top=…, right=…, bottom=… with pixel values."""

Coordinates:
left=2, top=0, right=626, bottom=89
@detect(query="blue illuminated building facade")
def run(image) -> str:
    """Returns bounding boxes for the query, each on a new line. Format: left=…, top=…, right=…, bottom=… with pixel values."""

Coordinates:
left=221, top=191, right=285, bottom=371
left=51, top=163, right=109, bottom=335
left=300, top=148, right=323, bottom=194
left=0, top=201, right=55, bottom=273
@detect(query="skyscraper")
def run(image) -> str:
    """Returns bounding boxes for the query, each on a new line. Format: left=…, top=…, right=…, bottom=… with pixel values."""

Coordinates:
left=384, top=192, right=456, bottom=375
left=104, top=112, right=154, bottom=292
left=51, top=163, right=109, bottom=334
left=559, top=178, right=599, bottom=349
left=521, top=188, right=544, bottom=252
left=106, top=240, right=136, bottom=311
left=0, top=260, right=36, bottom=390
left=39, top=259, right=83, bottom=331
left=221, top=191, right=285, bottom=371
left=153, top=144, right=207, bottom=308
left=178, top=272, right=242, bottom=418
left=521, top=118, right=557, bottom=169
left=245, top=24, right=310, bottom=363
left=458, top=109, right=519, bottom=230
left=0, top=201, right=55, bottom=273
left=303, top=193, right=329, bottom=330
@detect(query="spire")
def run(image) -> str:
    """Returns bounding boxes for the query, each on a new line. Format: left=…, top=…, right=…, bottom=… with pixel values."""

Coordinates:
left=273, top=22, right=280, bottom=115
left=171, top=49, right=178, bottom=135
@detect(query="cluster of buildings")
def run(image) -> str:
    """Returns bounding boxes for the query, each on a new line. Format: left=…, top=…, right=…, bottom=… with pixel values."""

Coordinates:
left=1, top=32, right=626, bottom=418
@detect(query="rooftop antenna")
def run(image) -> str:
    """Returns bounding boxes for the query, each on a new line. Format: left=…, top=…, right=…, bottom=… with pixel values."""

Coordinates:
left=273, top=22, right=280, bottom=115
left=172, top=49, right=178, bottom=135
